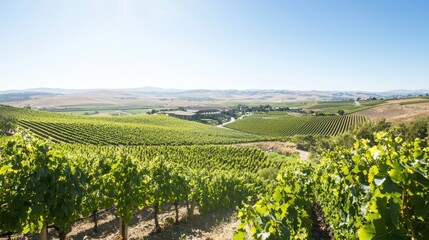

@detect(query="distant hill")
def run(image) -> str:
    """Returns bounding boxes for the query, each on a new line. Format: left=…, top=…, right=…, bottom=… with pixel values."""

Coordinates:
left=1, top=87, right=428, bottom=96
left=0, top=88, right=95, bottom=95
left=1, top=87, right=428, bottom=108
left=0, top=86, right=185, bottom=95
left=376, top=89, right=429, bottom=97
left=125, top=86, right=185, bottom=93
left=0, top=92, right=55, bottom=103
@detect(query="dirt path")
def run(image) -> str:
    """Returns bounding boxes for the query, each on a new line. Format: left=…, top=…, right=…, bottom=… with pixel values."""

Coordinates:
left=144, top=210, right=239, bottom=240
left=217, top=113, right=252, bottom=129
left=294, top=148, right=310, bottom=160
left=311, top=201, right=334, bottom=240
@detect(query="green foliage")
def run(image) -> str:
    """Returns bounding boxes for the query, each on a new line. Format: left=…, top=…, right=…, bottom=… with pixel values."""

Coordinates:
left=147, top=158, right=175, bottom=212
left=0, top=134, right=85, bottom=234
left=257, top=167, right=279, bottom=181
left=0, top=115, right=16, bottom=135
left=266, top=152, right=299, bottom=164
left=237, top=132, right=429, bottom=239
left=292, top=135, right=318, bottom=151
left=406, top=119, right=428, bottom=141
left=235, top=162, right=314, bottom=239
left=102, top=151, right=148, bottom=224
left=354, top=119, right=392, bottom=143
left=394, top=119, right=428, bottom=145
left=316, top=132, right=429, bottom=239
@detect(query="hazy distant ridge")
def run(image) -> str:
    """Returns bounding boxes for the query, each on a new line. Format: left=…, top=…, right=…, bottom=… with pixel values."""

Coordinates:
left=0, top=86, right=429, bottom=100
left=1, top=86, right=428, bottom=97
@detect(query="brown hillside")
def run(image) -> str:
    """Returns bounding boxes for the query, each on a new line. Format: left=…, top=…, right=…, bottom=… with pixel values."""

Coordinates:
left=356, top=98, right=429, bottom=123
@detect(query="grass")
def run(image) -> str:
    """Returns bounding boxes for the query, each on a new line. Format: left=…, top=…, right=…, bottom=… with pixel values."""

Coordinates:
left=267, top=152, right=300, bottom=164
left=399, top=99, right=429, bottom=105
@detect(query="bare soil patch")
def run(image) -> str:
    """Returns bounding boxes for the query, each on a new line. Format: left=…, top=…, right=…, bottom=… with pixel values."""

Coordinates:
left=1, top=206, right=238, bottom=240
left=231, top=141, right=310, bottom=160
left=231, top=141, right=297, bottom=155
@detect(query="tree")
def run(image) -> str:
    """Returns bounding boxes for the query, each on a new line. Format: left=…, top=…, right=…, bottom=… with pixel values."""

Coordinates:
left=394, top=119, right=428, bottom=143
left=292, top=135, right=317, bottom=151
left=408, top=119, right=428, bottom=141
left=354, top=119, right=391, bottom=144
left=0, top=115, right=16, bottom=135
left=337, top=110, right=345, bottom=115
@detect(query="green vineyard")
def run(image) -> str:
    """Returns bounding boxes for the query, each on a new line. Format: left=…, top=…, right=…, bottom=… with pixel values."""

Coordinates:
left=226, top=114, right=368, bottom=137
left=0, top=105, right=263, bottom=145
left=62, top=144, right=284, bottom=174
left=0, top=133, right=273, bottom=239
left=3, top=103, right=428, bottom=240
left=235, top=132, right=429, bottom=239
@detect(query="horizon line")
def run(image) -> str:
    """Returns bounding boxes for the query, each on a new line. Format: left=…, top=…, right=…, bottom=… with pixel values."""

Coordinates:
left=1, top=86, right=429, bottom=94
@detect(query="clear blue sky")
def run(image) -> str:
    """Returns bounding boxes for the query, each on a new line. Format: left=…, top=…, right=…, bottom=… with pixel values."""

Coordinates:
left=0, top=0, right=428, bottom=91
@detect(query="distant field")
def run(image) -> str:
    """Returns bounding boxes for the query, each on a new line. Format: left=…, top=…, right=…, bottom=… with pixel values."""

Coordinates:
left=355, top=98, right=429, bottom=122
left=399, top=99, right=429, bottom=105
left=47, top=104, right=156, bottom=116
left=0, top=105, right=263, bottom=145
left=225, top=113, right=368, bottom=137
left=122, top=108, right=152, bottom=115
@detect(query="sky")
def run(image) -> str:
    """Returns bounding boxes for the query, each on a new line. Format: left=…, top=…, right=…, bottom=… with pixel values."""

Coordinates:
left=0, top=0, right=428, bottom=92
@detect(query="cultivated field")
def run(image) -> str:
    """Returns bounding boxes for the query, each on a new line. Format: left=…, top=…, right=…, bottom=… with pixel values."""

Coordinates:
left=225, top=113, right=368, bottom=137
left=305, top=100, right=385, bottom=114
left=0, top=105, right=263, bottom=145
